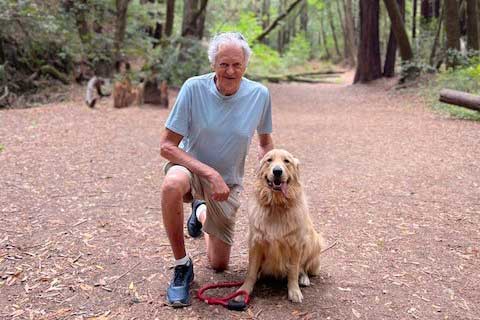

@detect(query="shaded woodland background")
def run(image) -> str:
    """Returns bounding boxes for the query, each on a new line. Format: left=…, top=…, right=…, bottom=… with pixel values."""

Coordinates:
left=0, top=0, right=479, bottom=119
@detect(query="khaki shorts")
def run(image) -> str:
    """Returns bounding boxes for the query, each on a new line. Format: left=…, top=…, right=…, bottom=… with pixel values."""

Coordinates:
left=163, top=163, right=241, bottom=246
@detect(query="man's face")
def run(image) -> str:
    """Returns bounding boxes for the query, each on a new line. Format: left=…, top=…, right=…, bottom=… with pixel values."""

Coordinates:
left=212, top=43, right=247, bottom=96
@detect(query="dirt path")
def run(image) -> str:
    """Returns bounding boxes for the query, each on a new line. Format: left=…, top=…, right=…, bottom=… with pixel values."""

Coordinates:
left=1, top=74, right=479, bottom=320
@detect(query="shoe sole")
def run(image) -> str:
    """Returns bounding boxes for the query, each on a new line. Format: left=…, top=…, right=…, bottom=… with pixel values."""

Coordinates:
left=168, top=300, right=191, bottom=308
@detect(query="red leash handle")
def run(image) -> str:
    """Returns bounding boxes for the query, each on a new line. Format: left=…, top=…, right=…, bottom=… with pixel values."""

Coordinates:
left=197, top=281, right=250, bottom=311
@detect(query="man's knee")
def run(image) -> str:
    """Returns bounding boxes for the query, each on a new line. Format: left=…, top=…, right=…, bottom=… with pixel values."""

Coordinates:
left=207, top=237, right=231, bottom=271
left=161, top=174, right=190, bottom=200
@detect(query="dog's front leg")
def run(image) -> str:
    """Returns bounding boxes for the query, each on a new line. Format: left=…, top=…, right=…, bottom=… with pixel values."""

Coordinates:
left=287, top=248, right=303, bottom=303
left=237, top=244, right=263, bottom=297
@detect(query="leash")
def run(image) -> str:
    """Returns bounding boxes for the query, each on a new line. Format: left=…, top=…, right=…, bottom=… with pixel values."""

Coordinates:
left=197, top=281, right=250, bottom=311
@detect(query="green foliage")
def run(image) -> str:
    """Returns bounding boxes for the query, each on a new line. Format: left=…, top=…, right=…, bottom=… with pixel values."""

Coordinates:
left=213, top=12, right=263, bottom=42
left=307, top=0, right=324, bottom=11
left=0, top=144, right=4, bottom=153
left=248, top=44, right=285, bottom=76
left=143, top=37, right=210, bottom=86
left=283, top=33, right=311, bottom=67
left=0, top=1, right=74, bottom=91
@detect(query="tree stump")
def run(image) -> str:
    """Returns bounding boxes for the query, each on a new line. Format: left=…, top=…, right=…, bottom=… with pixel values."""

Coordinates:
left=143, top=78, right=168, bottom=108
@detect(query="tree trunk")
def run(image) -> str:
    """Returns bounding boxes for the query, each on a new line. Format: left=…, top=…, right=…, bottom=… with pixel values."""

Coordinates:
left=354, top=0, right=382, bottom=83
left=421, top=0, right=433, bottom=20
left=300, top=0, right=308, bottom=32
left=343, top=0, right=357, bottom=66
left=383, top=0, right=413, bottom=61
left=63, top=0, right=90, bottom=45
left=434, top=0, right=441, bottom=17
left=262, top=0, right=271, bottom=30
left=383, top=0, right=405, bottom=77
left=182, top=0, right=208, bottom=39
left=196, top=0, right=208, bottom=39
left=114, top=0, right=131, bottom=64
left=336, top=0, right=346, bottom=36
left=429, top=1, right=444, bottom=66
left=261, top=0, right=271, bottom=44
left=165, top=0, right=175, bottom=37
left=412, top=0, right=418, bottom=39
left=466, top=0, right=479, bottom=50
left=320, top=11, right=331, bottom=59
left=445, top=0, right=461, bottom=67
left=327, top=2, right=341, bottom=58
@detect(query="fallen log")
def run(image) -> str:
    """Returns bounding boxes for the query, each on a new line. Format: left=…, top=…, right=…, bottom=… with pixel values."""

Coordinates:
left=247, top=72, right=342, bottom=83
left=439, top=88, right=480, bottom=112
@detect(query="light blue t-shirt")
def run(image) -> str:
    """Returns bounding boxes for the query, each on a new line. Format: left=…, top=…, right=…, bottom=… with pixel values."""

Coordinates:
left=165, top=72, right=272, bottom=187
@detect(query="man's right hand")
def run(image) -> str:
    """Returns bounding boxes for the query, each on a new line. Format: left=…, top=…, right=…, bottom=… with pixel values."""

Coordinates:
left=207, top=170, right=230, bottom=201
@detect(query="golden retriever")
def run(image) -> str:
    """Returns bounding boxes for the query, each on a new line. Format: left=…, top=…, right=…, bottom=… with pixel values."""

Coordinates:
left=238, top=149, right=325, bottom=303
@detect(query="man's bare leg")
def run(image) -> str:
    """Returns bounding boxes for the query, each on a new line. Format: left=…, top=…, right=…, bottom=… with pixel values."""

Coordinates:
left=161, top=171, right=191, bottom=259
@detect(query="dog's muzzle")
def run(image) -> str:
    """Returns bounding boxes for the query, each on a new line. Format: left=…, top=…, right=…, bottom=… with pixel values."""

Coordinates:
left=267, top=166, right=288, bottom=196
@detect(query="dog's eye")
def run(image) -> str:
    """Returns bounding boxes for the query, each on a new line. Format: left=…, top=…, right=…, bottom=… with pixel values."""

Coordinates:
left=266, top=158, right=272, bottom=163
left=284, top=159, right=290, bottom=164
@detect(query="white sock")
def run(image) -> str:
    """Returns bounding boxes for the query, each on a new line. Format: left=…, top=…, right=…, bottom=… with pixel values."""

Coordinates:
left=174, top=255, right=190, bottom=266
left=195, top=204, right=206, bottom=222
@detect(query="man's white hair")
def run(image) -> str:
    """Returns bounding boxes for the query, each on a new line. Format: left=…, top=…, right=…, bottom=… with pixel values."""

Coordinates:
left=208, top=32, right=252, bottom=65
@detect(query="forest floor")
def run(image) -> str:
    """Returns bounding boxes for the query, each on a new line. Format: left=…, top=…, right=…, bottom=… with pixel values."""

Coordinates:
left=1, top=72, right=479, bottom=320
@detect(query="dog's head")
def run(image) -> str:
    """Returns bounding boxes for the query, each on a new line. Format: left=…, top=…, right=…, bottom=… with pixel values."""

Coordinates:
left=256, top=149, right=302, bottom=207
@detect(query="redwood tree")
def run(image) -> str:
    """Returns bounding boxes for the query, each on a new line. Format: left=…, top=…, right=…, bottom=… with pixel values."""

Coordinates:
left=353, top=0, right=381, bottom=83
left=165, top=0, right=175, bottom=37
left=445, top=0, right=461, bottom=68
left=466, top=0, right=479, bottom=50
left=383, top=0, right=405, bottom=77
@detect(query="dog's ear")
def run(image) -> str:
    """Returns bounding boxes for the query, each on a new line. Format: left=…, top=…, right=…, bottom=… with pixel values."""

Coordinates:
left=294, top=157, right=300, bottom=170
left=292, top=157, right=300, bottom=179
left=256, top=159, right=267, bottom=178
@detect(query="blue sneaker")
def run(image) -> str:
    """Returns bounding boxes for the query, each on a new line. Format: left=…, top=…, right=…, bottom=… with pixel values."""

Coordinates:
left=187, top=200, right=205, bottom=238
left=166, top=259, right=194, bottom=307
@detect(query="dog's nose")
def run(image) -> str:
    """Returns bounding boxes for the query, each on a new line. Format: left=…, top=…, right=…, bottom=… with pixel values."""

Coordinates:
left=272, top=166, right=283, bottom=177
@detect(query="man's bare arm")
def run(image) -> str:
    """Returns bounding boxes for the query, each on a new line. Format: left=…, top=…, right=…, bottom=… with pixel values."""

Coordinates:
left=257, top=133, right=274, bottom=160
left=160, top=128, right=230, bottom=201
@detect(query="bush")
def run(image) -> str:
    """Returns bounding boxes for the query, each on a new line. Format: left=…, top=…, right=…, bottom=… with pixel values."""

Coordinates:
left=283, top=33, right=311, bottom=68
left=248, top=44, right=285, bottom=76
left=143, top=37, right=210, bottom=86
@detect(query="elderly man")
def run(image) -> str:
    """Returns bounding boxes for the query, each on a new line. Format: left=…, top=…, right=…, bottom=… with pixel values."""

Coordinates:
left=159, top=32, right=274, bottom=307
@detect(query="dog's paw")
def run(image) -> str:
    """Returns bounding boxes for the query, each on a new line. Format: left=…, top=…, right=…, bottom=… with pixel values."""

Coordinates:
left=299, top=273, right=311, bottom=287
left=288, top=287, right=303, bottom=303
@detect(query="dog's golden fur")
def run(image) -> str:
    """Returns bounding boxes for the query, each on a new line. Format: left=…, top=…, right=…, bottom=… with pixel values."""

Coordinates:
left=238, top=149, right=325, bottom=303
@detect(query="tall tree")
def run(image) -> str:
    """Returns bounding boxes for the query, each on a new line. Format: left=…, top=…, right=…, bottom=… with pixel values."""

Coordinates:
left=466, top=0, right=479, bottom=50
left=261, top=0, right=271, bottom=44
left=412, top=0, right=418, bottom=39
left=300, top=0, right=308, bottom=32
left=165, top=0, right=175, bottom=37
left=383, top=0, right=413, bottom=61
left=444, top=0, right=461, bottom=68
left=354, top=0, right=382, bottom=83
left=343, top=0, right=357, bottom=66
left=114, top=0, right=131, bottom=63
left=434, top=0, right=441, bottom=17
left=181, top=0, right=208, bottom=39
left=63, top=0, right=90, bottom=45
left=421, top=0, right=433, bottom=20
left=383, top=0, right=405, bottom=77
left=327, top=1, right=341, bottom=58
left=320, top=10, right=331, bottom=59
